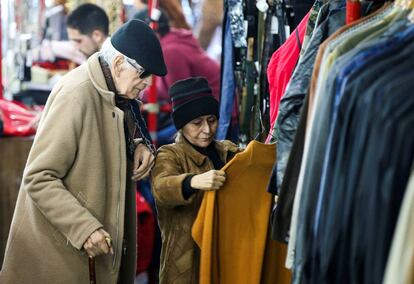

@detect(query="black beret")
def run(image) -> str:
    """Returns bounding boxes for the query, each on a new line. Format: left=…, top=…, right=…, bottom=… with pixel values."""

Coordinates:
left=169, top=77, right=219, bottom=130
left=111, top=19, right=167, bottom=76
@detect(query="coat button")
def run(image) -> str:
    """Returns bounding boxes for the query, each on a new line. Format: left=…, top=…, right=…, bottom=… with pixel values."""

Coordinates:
left=112, top=112, right=115, bottom=118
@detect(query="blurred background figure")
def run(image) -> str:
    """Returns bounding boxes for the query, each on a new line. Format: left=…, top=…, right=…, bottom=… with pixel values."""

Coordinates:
left=193, top=0, right=224, bottom=61
left=131, top=0, right=223, bottom=61
left=66, top=3, right=109, bottom=58
left=31, top=2, right=110, bottom=66
left=42, top=0, right=69, bottom=41
left=135, top=8, right=220, bottom=145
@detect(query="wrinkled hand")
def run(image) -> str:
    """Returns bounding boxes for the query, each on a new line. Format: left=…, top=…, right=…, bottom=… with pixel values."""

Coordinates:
left=190, top=170, right=226, bottom=191
left=132, top=143, right=155, bottom=181
left=83, top=228, right=114, bottom=257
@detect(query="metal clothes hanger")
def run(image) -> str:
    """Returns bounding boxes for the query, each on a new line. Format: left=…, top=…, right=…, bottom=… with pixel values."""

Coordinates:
left=253, top=109, right=277, bottom=142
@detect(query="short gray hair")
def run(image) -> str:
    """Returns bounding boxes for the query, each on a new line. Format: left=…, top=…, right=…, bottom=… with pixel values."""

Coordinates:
left=99, top=37, right=133, bottom=69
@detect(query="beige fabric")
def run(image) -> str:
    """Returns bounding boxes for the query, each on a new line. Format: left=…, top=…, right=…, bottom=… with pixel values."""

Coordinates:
left=383, top=168, right=414, bottom=284
left=0, top=53, right=136, bottom=284
left=151, top=134, right=239, bottom=284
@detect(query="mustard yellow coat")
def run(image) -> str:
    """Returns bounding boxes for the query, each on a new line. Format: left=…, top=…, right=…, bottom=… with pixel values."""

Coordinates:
left=192, top=141, right=291, bottom=284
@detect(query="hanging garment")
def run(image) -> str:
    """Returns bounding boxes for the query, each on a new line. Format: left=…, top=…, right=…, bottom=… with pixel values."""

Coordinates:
left=357, top=65, right=413, bottom=284
left=290, top=12, right=414, bottom=282
left=287, top=3, right=392, bottom=272
left=267, top=11, right=310, bottom=132
left=311, top=12, right=410, bottom=243
left=317, top=61, right=414, bottom=284
left=307, top=3, right=392, bottom=113
left=300, top=0, right=330, bottom=53
left=340, top=61, right=414, bottom=284
left=272, top=0, right=345, bottom=196
left=192, top=141, right=291, bottom=284
left=217, top=11, right=236, bottom=140
left=383, top=168, right=414, bottom=284
left=270, top=96, right=309, bottom=242
left=268, top=3, right=383, bottom=244
left=226, top=0, right=247, bottom=47
left=302, top=17, right=413, bottom=284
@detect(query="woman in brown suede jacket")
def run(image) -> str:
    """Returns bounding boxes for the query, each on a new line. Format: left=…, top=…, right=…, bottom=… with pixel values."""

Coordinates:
left=151, top=77, right=239, bottom=283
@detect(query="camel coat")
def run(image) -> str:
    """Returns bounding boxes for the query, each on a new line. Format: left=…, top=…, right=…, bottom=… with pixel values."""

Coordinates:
left=0, top=53, right=137, bottom=284
left=151, top=134, right=239, bottom=284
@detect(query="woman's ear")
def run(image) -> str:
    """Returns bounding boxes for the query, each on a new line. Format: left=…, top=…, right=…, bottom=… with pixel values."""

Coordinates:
left=111, top=55, right=124, bottom=77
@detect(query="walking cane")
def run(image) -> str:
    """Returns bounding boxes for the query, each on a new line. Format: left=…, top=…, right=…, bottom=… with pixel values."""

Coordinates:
left=88, top=236, right=112, bottom=283
left=88, top=256, right=96, bottom=284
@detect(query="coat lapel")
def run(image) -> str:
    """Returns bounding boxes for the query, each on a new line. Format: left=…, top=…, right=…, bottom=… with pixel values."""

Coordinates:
left=175, top=133, right=239, bottom=167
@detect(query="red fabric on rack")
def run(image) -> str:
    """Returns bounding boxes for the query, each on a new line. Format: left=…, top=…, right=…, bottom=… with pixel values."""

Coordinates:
left=267, top=11, right=310, bottom=130
left=346, top=0, right=361, bottom=24
left=136, top=191, right=155, bottom=274
left=0, top=99, right=40, bottom=136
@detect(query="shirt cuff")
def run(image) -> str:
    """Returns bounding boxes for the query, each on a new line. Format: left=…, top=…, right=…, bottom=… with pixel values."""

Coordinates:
left=182, top=174, right=197, bottom=200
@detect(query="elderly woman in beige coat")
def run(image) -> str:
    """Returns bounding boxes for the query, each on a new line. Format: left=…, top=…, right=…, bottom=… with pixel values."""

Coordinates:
left=151, top=77, right=239, bottom=283
left=0, top=20, right=166, bottom=284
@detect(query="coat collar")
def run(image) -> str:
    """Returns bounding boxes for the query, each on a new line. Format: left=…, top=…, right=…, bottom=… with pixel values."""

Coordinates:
left=86, top=53, right=117, bottom=107
left=175, top=133, right=239, bottom=167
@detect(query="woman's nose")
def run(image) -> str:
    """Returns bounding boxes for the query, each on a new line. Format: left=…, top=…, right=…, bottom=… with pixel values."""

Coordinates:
left=202, top=122, right=212, bottom=133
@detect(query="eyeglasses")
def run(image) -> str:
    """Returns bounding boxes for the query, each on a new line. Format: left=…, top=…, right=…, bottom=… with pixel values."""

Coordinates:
left=126, top=58, right=151, bottom=79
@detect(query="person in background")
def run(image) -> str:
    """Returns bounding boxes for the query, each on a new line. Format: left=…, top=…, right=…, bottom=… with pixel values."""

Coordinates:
left=31, top=3, right=109, bottom=65
left=43, top=0, right=69, bottom=41
left=66, top=3, right=109, bottom=58
left=193, top=0, right=224, bottom=61
left=135, top=8, right=221, bottom=145
left=0, top=19, right=166, bottom=284
left=151, top=77, right=239, bottom=283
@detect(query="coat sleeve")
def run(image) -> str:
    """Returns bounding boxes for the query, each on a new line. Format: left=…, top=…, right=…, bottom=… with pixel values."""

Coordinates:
left=151, top=146, right=198, bottom=208
left=23, top=89, right=103, bottom=250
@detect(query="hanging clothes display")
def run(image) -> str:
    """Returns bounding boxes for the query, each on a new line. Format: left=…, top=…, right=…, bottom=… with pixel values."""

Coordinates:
left=270, top=1, right=387, bottom=244
left=267, top=11, right=309, bottom=132
left=271, top=0, right=346, bottom=195
left=217, top=10, right=237, bottom=140
left=270, top=1, right=414, bottom=282
left=294, top=7, right=410, bottom=282
left=290, top=0, right=316, bottom=26
left=227, top=0, right=248, bottom=48
left=217, top=0, right=312, bottom=142
left=192, top=141, right=291, bottom=284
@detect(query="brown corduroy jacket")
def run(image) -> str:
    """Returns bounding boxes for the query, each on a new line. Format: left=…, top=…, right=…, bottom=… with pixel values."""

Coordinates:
left=151, top=134, right=239, bottom=284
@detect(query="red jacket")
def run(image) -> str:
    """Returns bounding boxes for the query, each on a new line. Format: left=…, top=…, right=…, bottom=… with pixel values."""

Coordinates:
left=267, top=12, right=310, bottom=130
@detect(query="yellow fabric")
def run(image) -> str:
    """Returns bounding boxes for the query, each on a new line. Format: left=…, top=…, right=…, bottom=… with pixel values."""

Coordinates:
left=192, top=141, right=291, bottom=284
